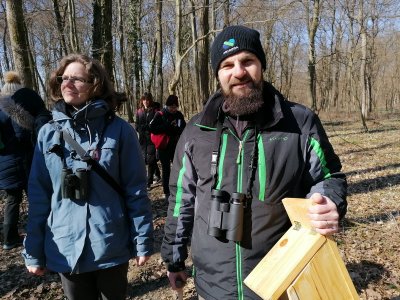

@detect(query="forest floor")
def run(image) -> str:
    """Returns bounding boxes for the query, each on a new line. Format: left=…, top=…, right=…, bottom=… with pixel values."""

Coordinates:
left=0, top=115, right=399, bottom=300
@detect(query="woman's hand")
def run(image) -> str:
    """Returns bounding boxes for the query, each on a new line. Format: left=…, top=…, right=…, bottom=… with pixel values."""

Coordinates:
left=135, top=256, right=151, bottom=266
left=27, top=266, right=46, bottom=276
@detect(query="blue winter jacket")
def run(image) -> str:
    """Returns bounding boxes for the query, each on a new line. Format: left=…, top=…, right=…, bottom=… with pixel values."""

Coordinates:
left=0, top=96, right=35, bottom=190
left=22, top=99, right=154, bottom=273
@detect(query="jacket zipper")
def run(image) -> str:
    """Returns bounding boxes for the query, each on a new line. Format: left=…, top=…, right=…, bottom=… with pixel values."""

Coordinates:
left=236, top=140, right=243, bottom=164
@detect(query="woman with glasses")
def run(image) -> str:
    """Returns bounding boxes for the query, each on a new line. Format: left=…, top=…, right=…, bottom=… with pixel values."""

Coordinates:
left=22, top=54, right=154, bottom=300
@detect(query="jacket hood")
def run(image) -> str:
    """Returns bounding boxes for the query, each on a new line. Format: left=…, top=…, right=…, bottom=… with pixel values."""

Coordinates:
left=198, top=81, right=284, bottom=130
left=0, top=95, right=35, bottom=130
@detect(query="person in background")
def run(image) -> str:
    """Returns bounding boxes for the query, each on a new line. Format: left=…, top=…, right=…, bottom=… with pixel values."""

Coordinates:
left=135, top=92, right=161, bottom=190
left=149, top=95, right=186, bottom=199
left=0, top=71, right=51, bottom=250
left=161, top=25, right=347, bottom=299
left=22, top=54, right=154, bottom=300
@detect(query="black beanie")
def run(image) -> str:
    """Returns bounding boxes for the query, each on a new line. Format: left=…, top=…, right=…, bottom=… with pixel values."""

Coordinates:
left=211, top=25, right=266, bottom=76
left=165, top=95, right=179, bottom=107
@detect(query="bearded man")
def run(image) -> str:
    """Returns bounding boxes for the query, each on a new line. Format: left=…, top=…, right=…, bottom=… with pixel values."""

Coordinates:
left=161, top=25, right=347, bottom=300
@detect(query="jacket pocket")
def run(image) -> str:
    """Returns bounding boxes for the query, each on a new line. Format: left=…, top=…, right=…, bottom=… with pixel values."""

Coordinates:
left=98, top=138, right=119, bottom=167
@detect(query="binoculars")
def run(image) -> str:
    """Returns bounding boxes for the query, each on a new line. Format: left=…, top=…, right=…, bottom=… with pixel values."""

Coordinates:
left=61, top=168, right=89, bottom=201
left=207, top=189, right=247, bottom=242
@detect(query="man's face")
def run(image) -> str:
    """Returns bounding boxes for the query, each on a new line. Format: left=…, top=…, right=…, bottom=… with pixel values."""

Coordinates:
left=167, top=105, right=178, bottom=114
left=218, top=51, right=263, bottom=97
left=217, top=51, right=264, bottom=116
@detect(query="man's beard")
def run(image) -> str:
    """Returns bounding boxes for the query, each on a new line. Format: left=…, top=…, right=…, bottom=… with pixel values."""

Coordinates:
left=221, top=77, right=264, bottom=116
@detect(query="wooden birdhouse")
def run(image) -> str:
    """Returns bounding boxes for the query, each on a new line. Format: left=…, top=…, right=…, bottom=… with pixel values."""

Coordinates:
left=244, top=198, right=359, bottom=300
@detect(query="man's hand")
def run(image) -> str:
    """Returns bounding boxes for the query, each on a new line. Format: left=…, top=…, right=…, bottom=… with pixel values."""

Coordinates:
left=167, top=271, right=188, bottom=290
left=308, top=193, right=340, bottom=235
left=27, top=266, right=46, bottom=276
left=135, top=256, right=151, bottom=266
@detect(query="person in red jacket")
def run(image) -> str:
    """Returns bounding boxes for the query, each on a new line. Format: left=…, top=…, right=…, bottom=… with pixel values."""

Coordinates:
left=149, top=95, right=186, bottom=199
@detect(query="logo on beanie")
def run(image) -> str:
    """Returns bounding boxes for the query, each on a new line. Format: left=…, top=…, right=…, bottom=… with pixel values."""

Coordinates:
left=223, top=38, right=236, bottom=50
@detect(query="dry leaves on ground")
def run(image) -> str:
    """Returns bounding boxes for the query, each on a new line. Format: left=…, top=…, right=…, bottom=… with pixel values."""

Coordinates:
left=0, top=115, right=399, bottom=299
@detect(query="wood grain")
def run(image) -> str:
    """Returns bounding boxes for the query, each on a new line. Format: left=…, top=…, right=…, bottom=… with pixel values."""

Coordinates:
left=244, top=198, right=359, bottom=300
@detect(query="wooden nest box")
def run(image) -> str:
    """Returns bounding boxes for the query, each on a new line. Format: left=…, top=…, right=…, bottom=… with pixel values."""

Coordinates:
left=244, top=198, right=359, bottom=300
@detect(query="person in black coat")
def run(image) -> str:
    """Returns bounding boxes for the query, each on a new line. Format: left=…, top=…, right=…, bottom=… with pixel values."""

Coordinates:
left=0, top=85, right=51, bottom=250
left=161, top=25, right=346, bottom=299
left=135, top=92, right=161, bottom=189
left=149, top=95, right=186, bottom=198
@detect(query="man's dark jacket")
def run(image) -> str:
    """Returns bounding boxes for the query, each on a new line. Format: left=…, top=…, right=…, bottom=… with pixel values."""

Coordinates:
left=161, top=82, right=347, bottom=300
left=135, top=106, right=159, bottom=164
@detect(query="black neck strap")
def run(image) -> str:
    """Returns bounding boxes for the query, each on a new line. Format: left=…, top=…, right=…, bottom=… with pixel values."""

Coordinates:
left=246, top=126, right=259, bottom=199
left=210, top=119, right=225, bottom=189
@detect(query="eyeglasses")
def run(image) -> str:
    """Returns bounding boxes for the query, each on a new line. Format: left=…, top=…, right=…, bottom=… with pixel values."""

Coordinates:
left=56, top=76, right=93, bottom=85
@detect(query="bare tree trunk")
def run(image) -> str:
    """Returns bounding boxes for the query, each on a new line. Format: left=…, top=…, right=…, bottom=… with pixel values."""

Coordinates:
left=155, top=0, right=163, bottom=102
left=367, top=6, right=379, bottom=114
left=209, top=0, right=219, bottom=92
left=128, top=0, right=142, bottom=106
left=278, top=32, right=297, bottom=100
left=263, top=18, right=277, bottom=84
left=92, top=0, right=113, bottom=81
left=136, top=2, right=143, bottom=100
left=198, top=0, right=210, bottom=107
left=53, top=0, right=68, bottom=56
left=25, top=27, right=39, bottom=91
left=1, top=2, right=10, bottom=71
left=19, top=12, right=38, bottom=91
left=30, top=53, right=46, bottom=94
left=358, top=1, right=368, bottom=129
left=67, top=0, right=79, bottom=53
left=5, top=0, right=34, bottom=88
left=117, top=0, right=134, bottom=122
left=168, top=0, right=182, bottom=95
left=330, top=5, right=342, bottom=109
left=92, top=0, right=102, bottom=60
left=344, top=0, right=368, bottom=130
left=223, top=0, right=230, bottom=27
left=189, top=0, right=200, bottom=105
left=102, top=0, right=113, bottom=82
left=305, top=0, right=320, bottom=112
left=147, top=39, right=157, bottom=93
left=324, top=1, right=335, bottom=111
left=2, top=26, right=11, bottom=71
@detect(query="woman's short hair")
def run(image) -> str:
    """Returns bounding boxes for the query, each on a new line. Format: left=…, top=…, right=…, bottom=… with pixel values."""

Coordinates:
left=48, top=53, right=118, bottom=111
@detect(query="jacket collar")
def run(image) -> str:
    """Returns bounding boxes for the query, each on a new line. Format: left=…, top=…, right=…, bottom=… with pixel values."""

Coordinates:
left=198, top=81, right=284, bottom=130
left=53, top=99, right=111, bottom=123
